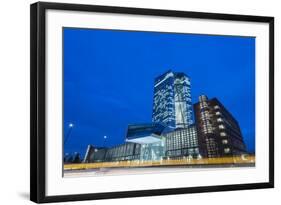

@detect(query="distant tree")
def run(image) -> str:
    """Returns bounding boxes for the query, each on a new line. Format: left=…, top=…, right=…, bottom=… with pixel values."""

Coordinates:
left=72, top=152, right=81, bottom=163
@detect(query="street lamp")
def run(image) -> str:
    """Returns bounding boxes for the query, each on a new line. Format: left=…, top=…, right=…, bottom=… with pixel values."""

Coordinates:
left=64, top=123, right=74, bottom=145
left=103, top=135, right=107, bottom=147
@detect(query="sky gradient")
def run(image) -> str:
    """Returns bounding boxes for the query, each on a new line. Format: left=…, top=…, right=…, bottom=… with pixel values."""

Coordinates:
left=63, top=28, right=255, bottom=157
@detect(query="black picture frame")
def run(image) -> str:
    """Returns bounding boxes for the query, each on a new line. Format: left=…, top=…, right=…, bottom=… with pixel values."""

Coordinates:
left=30, top=1, right=274, bottom=203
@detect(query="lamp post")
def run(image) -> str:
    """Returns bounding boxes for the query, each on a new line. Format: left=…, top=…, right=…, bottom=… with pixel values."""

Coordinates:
left=64, top=123, right=74, bottom=145
left=103, top=135, right=107, bottom=147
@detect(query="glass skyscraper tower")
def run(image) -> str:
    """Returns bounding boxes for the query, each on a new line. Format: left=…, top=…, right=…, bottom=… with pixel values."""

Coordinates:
left=152, top=70, right=193, bottom=128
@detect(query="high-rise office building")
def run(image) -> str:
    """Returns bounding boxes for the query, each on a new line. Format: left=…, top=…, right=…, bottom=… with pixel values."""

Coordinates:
left=152, top=70, right=193, bottom=128
left=193, top=95, right=247, bottom=158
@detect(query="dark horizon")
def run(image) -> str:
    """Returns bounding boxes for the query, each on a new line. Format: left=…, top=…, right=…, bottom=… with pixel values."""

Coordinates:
left=63, top=28, right=255, bottom=157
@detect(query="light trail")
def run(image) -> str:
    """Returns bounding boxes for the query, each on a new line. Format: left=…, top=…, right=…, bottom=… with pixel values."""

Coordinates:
left=64, top=155, right=255, bottom=171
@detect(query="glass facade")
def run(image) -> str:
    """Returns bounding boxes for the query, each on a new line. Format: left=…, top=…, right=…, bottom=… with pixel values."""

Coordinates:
left=152, top=70, right=193, bottom=128
left=163, top=125, right=199, bottom=158
left=139, top=141, right=165, bottom=161
left=104, top=143, right=141, bottom=161
left=126, top=123, right=166, bottom=140
left=125, top=123, right=166, bottom=161
left=85, top=143, right=141, bottom=162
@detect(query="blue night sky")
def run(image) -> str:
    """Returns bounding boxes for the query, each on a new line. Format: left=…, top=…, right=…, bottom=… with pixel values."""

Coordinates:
left=63, top=28, right=255, bottom=157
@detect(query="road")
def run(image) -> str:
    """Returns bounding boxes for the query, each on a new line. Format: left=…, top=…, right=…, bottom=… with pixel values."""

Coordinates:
left=64, top=163, right=255, bottom=178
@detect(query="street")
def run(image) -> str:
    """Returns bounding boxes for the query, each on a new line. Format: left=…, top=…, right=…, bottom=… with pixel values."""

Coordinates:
left=64, top=163, right=255, bottom=177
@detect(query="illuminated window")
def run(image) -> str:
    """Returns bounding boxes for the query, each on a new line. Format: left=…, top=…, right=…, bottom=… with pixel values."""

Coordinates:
left=214, top=105, right=220, bottom=109
left=215, top=112, right=221, bottom=116
left=219, top=125, right=225, bottom=129
left=217, top=118, right=223, bottom=122
left=224, top=148, right=230, bottom=153
left=220, top=132, right=227, bottom=136
left=222, top=139, right=228, bottom=144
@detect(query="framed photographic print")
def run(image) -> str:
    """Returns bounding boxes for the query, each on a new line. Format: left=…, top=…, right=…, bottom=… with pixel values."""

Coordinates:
left=30, top=2, right=274, bottom=203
